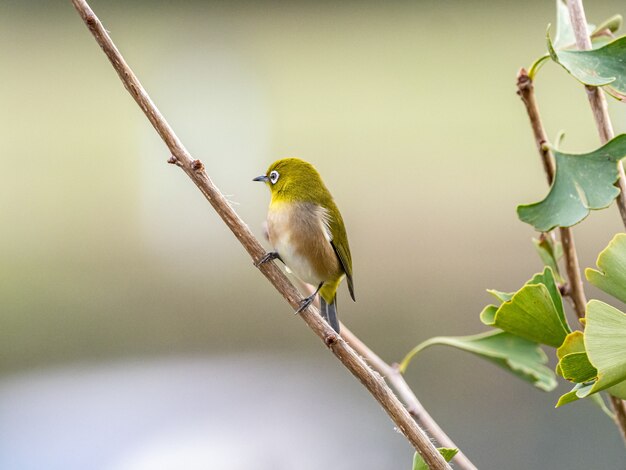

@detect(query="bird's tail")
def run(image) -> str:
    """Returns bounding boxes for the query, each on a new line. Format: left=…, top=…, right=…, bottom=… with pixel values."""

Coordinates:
left=319, top=296, right=340, bottom=333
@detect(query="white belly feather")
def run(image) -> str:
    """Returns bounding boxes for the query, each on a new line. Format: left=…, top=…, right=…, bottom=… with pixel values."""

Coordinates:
left=267, top=201, right=334, bottom=286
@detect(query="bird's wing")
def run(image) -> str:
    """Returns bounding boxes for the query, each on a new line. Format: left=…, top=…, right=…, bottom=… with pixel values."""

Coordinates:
left=329, top=209, right=355, bottom=302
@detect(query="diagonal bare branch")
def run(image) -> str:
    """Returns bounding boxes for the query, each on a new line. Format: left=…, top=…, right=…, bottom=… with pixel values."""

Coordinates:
left=69, top=0, right=458, bottom=467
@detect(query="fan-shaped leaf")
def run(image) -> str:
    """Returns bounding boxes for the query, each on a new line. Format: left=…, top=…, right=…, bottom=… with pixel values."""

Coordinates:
left=586, top=233, right=626, bottom=304
left=400, top=330, right=557, bottom=391
left=480, top=268, right=570, bottom=347
left=533, top=236, right=564, bottom=283
left=548, top=32, right=626, bottom=100
left=517, top=135, right=626, bottom=231
left=556, top=301, right=626, bottom=406
left=413, top=448, right=458, bottom=470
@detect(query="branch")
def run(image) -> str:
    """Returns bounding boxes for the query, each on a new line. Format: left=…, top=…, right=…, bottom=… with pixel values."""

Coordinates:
left=566, top=0, right=626, bottom=228
left=517, top=68, right=626, bottom=444
left=295, top=279, right=475, bottom=468
left=69, top=0, right=453, bottom=467
left=566, top=0, right=626, bottom=443
left=516, top=70, right=587, bottom=320
left=341, top=327, right=477, bottom=470
left=609, top=395, right=626, bottom=444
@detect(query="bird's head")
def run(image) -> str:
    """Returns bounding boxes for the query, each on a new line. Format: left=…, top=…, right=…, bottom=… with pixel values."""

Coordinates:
left=253, top=158, right=326, bottom=202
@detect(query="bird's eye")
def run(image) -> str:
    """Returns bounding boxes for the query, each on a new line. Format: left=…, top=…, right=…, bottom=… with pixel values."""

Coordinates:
left=269, top=170, right=280, bottom=184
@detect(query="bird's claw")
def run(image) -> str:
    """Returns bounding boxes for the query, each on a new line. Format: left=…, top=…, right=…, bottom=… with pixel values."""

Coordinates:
left=296, top=294, right=316, bottom=314
left=255, top=251, right=280, bottom=267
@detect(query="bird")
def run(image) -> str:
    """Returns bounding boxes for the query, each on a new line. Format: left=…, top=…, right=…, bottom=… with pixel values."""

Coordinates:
left=253, top=158, right=355, bottom=333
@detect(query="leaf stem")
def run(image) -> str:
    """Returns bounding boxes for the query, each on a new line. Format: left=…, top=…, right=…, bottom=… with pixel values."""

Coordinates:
left=69, top=0, right=455, bottom=467
left=399, top=338, right=442, bottom=373
left=528, top=54, right=550, bottom=80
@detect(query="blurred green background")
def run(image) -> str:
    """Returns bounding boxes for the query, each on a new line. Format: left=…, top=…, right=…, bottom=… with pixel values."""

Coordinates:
left=2, top=0, right=626, bottom=468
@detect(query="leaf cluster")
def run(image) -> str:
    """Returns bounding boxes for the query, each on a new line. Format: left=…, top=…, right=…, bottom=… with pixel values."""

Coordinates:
left=402, top=2, right=626, bottom=441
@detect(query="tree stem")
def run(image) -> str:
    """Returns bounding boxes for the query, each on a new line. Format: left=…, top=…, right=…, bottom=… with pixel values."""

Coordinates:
left=69, top=0, right=454, bottom=467
left=516, top=70, right=587, bottom=320
left=566, top=0, right=626, bottom=444
left=566, top=0, right=626, bottom=227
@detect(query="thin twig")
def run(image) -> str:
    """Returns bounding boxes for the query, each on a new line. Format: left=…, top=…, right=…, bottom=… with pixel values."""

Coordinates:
left=566, top=0, right=626, bottom=443
left=567, top=0, right=626, bottom=227
left=609, top=395, right=626, bottom=443
left=516, top=70, right=586, bottom=320
left=69, top=1, right=453, bottom=468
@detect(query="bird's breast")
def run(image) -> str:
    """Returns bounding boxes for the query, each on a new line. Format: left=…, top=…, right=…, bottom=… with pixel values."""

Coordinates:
left=267, top=200, right=341, bottom=286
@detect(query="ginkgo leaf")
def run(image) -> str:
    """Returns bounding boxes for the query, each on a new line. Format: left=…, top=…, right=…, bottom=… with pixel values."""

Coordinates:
left=517, top=135, right=626, bottom=231
left=528, top=3, right=617, bottom=78
left=555, top=331, right=585, bottom=377
left=413, top=448, right=458, bottom=470
left=553, top=0, right=594, bottom=50
left=533, top=235, right=564, bottom=283
left=558, top=351, right=597, bottom=383
left=548, top=32, right=626, bottom=100
left=586, top=233, right=626, bottom=304
left=556, top=300, right=626, bottom=406
left=400, top=330, right=557, bottom=391
left=480, top=268, right=570, bottom=347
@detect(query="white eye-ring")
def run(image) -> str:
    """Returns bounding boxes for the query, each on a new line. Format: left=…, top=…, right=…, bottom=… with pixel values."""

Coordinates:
left=269, top=170, right=280, bottom=184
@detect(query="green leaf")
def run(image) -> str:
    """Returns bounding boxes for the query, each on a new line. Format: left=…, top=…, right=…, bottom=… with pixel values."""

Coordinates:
left=556, top=300, right=626, bottom=406
left=548, top=32, right=626, bottom=100
left=556, top=382, right=594, bottom=407
left=413, top=448, right=458, bottom=470
left=558, top=352, right=597, bottom=383
left=517, top=135, right=626, bottom=231
left=533, top=236, right=564, bottom=283
left=479, top=304, right=497, bottom=324
left=530, top=6, right=618, bottom=79
left=555, top=331, right=585, bottom=377
left=592, top=14, right=623, bottom=37
left=487, top=289, right=514, bottom=303
left=481, top=268, right=570, bottom=347
left=585, top=301, right=626, bottom=395
left=607, top=380, right=626, bottom=400
left=586, top=233, right=626, bottom=304
left=400, top=330, right=557, bottom=391
left=553, top=0, right=594, bottom=50
left=590, top=393, right=617, bottom=420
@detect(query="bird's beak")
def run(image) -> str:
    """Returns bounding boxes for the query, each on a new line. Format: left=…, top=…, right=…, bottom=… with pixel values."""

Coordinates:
left=253, top=175, right=269, bottom=182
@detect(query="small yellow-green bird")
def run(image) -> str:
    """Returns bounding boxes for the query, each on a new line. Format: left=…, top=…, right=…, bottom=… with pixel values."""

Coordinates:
left=253, top=158, right=355, bottom=333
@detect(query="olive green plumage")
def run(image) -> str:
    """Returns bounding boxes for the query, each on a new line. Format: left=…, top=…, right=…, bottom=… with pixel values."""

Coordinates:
left=254, top=158, right=354, bottom=332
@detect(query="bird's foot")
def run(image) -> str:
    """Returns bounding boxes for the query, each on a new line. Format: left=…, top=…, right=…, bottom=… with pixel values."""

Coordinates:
left=255, top=251, right=281, bottom=267
left=295, top=282, right=324, bottom=314
left=296, top=294, right=316, bottom=314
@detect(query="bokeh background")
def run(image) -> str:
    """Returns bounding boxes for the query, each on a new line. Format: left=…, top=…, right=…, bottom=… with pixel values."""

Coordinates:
left=2, top=1, right=626, bottom=468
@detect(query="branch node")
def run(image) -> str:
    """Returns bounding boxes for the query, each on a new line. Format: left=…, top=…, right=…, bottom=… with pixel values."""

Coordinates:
left=191, top=159, right=204, bottom=172
left=516, top=67, right=531, bottom=91
left=85, top=14, right=97, bottom=27
left=167, top=155, right=183, bottom=167
left=324, top=332, right=339, bottom=348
